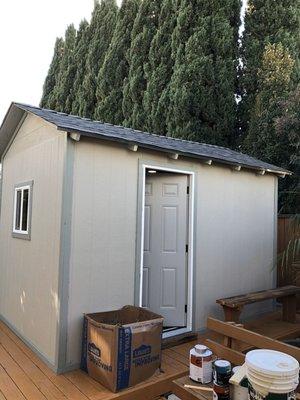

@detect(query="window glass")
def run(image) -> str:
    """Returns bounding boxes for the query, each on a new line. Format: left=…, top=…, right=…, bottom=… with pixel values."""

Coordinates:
left=21, top=189, right=29, bottom=231
left=15, top=190, right=22, bottom=230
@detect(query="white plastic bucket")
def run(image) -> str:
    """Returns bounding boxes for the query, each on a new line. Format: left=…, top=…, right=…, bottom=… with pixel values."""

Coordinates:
left=246, top=350, right=299, bottom=400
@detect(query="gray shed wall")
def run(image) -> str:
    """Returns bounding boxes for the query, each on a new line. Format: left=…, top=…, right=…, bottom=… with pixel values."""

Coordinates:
left=66, top=137, right=277, bottom=368
left=0, top=114, right=66, bottom=366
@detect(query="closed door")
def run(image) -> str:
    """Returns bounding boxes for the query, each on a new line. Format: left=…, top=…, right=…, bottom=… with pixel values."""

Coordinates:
left=143, top=172, right=188, bottom=327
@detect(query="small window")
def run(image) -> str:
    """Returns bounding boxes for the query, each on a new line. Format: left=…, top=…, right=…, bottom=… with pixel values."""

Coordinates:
left=13, top=182, right=33, bottom=239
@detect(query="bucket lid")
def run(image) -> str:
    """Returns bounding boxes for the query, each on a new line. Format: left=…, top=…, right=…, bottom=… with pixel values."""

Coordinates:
left=246, top=350, right=299, bottom=376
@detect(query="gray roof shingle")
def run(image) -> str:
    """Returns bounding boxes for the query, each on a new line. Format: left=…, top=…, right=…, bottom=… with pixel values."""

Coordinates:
left=4, top=102, right=291, bottom=175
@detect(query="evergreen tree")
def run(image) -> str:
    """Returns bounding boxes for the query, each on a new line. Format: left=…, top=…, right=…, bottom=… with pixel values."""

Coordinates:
left=49, top=24, right=77, bottom=111
left=40, top=37, right=64, bottom=108
left=79, top=0, right=118, bottom=119
left=143, top=0, right=178, bottom=134
left=122, top=0, right=160, bottom=129
left=239, top=0, right=300, bottom=134
left=275, top=86, right=300, bottom=213
left=244, top=44, right=298, bottom=212
left=66, top=19, right=90, bottom=115
left=94, top=0, right=140, bottom=124
left=167, top=0, right=241, bottom=146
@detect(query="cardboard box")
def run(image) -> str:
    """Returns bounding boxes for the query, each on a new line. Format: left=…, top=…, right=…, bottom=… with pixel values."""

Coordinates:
left=81, top=305, right=163, bottom=392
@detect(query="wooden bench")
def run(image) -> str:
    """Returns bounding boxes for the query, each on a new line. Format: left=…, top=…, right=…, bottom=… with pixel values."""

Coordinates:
left=216, top=285, right=300, bottom=323
left=205, top=317, right=300, bottom=365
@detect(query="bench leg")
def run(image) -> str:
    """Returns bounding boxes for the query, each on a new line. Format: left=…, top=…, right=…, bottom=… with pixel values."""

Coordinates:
left=223, top=306, right=243, bottom=323
left=282, top=295, right=297, bottom=323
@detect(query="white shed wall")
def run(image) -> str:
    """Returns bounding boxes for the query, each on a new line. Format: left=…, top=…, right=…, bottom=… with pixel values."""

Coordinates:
left=0, top=114, right=66, bottom=366
left=67, top=138, right=277, bottom=367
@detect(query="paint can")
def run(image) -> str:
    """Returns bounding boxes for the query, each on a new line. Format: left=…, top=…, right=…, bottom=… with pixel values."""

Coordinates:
left=231, top=366, right=249, bottom=400
left=189, top=344, right=213, bottom=384
left=213, top=360, right=232, bottom=385
left=246, top=349, right=299, bottom=400
left=213, top=382, right=230, bottom=400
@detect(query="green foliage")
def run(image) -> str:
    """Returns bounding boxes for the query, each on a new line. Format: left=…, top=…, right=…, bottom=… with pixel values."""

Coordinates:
left=275, top=88, right=300, bottom=214
left=241, top=0, right=300, bottom=213
left=143, top=0, right=179, bottom=134
left=122, top=0, right=160, bottom=129
left=239, top=0, right=300, bottom=133
left=79, top=0, right=118, bottom=118
left=49, top=24, right=77, bottom=111
left=167, top=0, right=241, bottom=146
left=40, top=37, right=64, bottom=108
left=94, top=0, right=140, bottom=124
left=66, top=19, right=90, bottom=115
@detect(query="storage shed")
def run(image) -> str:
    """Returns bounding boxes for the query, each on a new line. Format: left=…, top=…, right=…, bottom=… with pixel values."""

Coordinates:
left=0, top=102, right=290, bottom=373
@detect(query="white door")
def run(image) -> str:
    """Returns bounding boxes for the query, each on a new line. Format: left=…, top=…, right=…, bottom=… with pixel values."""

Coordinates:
left=143, top=172, right=188, bottom=327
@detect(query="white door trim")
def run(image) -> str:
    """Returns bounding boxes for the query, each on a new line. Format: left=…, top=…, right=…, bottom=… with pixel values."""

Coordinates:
left=137, top=162, right=195, bottom=338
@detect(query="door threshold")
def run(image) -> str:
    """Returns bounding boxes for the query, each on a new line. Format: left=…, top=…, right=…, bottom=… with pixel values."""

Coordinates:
left=162, top=326, right=192, bottom=339
left=162, top=329, right=198, bottom=349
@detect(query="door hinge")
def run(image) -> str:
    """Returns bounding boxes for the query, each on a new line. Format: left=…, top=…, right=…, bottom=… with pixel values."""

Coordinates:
left=187, top=186, right=190, bottom=195
left=185, top=304, right=187, bottom=313
left=186, top=244, right=188, bottom=253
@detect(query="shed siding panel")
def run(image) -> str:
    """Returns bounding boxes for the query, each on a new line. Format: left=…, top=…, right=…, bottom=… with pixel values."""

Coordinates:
left=67, top=138, right=276, bottom=366
left=0, top=114, right=66, bottom=365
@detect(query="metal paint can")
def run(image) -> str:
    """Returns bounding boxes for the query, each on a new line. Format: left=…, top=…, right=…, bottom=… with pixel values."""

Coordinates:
left=189, top=344, right=213, bottom=384
left=213, top=360, right=232, bottom=385
left=213, top=383, right=230, bottom=400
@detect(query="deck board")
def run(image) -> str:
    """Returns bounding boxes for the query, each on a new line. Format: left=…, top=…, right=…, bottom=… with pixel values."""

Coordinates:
left=0, top=311, right=299, bottom=400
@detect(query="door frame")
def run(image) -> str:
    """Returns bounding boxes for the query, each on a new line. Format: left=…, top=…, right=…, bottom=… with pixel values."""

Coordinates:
left=136, top=160, right=196, bottom=338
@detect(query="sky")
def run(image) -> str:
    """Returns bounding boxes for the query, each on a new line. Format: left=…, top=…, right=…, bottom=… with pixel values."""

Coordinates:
left=0, top=0, right=119, bottom=123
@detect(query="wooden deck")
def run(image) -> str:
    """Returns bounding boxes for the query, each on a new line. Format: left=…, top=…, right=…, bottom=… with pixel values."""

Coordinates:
left=0, top=312, right=299, bottom=400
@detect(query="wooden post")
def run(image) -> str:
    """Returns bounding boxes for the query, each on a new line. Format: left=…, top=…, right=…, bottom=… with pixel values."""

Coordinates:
left=282, top=295, right=297, bottom=323
left=223, top=306, right=243, bottom=323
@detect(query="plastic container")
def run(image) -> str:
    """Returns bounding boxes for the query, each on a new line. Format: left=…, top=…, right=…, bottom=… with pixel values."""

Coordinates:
left=189, top=344, right=213, bottom=384
left=246, top=349, right=299, bottom=400
left=231, top=366, right=248, bottom=400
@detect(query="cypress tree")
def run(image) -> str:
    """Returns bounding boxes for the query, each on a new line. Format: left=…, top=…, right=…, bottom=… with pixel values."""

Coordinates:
left=240, top=1, right=300, bottom=213
left=49, top=24, right=77, bottom=111
left=275, top=86, right=300, bottom=213
left=167, top=0, right=241, bottom=146
left=143, top=0, right=179, bottom=134
left=239, top=0, right=300, bottom=134
left=94, top=0, right=140, bottom=124
left=79, top=0, right=118, bottom=119
left=40, top=37, right=64, bottom=108
left=122, top=0, right=160, bottom=130
left=66, top=19, right=90, bottom=115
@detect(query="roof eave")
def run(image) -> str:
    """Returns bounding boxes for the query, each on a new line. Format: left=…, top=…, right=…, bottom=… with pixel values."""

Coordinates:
left=57, top=126, right=291, bottom=177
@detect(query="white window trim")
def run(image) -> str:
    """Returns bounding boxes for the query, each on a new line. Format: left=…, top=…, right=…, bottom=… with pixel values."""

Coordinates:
left=12, top=181, right=33, bottom=240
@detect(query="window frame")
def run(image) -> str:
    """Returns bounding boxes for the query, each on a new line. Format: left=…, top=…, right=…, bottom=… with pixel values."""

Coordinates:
left=12, top=181, right=33, bottom=240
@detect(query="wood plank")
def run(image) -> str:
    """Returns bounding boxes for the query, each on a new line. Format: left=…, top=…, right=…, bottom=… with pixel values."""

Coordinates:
left=0, top=344, right=46, bottom=399
left=0, top=328, right=67, bottom=400
left=207, top=318, right=300, bottom=360
left=64, top=370, right=112, bottom=400
left=0, top=363, right=26, bottom=400
left=216, top=286, right=300, bottom=308
left=0, top=321, right=88, bottom=400
left=204, top=340, right=245, bottom=366
left=172, top=376, right=213, bottom=400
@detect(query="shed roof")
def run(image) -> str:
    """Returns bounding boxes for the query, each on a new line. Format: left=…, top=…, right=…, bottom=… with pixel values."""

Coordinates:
left=0, top=102, right=291, bottom=176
